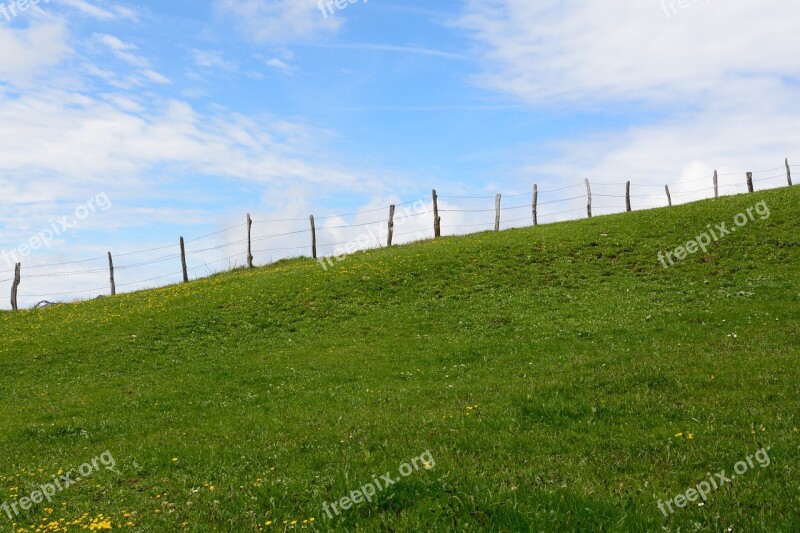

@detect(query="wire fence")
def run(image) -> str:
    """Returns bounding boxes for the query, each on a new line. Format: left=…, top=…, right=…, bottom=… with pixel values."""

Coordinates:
left=0, top=162, right=795, bottom=310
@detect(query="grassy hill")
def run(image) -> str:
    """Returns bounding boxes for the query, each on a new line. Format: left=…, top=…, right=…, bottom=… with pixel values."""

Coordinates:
left=1, top=187, right=798, bottom=532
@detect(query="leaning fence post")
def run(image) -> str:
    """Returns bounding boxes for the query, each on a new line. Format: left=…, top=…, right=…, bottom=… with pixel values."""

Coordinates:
left=747, top=172, right=754, bottom=193
left=532, top=184, right=538, bottom=227
left=713, top=170, right=719, bottom=199
left=626, top=181, right=632, bottom=212
left=787, top=158, right=793, bottom=186
left=495, top=194, right=501, bottom=231
left=585, top=179, right=593, bottom=219
left=10, top=263, right=20, bottom=311
left=432, top=189, right=441, bottom=238
left=387, top=205, right=395, bottom=247
left=108, top=252, right=116, bottom=296
left=247, top=214, right=253, bottom=268
left=665, top=185, right=672, bottom=207
left=180, top=237, right=189, bottom=283
left=310, top=215, right=317, bottom=259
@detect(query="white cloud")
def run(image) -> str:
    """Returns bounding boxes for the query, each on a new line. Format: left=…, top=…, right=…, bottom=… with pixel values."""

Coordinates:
left=142, top=69, right=170, bottom=84
left=94, top=33, right=149, bottom=67
left=0, top=22, right=71, bottom=84
left=191, top=49, right=237, bottom=71
left=459, top=0, right=800, bottom=105
left=215, top=0, right=340, bottom=43
left=308, top=42, right=468, bottom=60
left=0, top=87, right=374, bottom=208
left=459, top=0, right=800, bottom=200
left=93, top=32, right=133, bottom=51
left=265, top=57, right=292, bottom=73
left=91, top=33, right=170, bottom=86
left=59, top=0, right=139, bottom=21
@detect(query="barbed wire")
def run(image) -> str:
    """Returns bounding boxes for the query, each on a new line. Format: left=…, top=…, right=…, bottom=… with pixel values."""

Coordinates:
left=185, top=223, right=248, bottom=243
left=4, top=162, right=795, bottom=306
left=393, top=227, right=433, bottom=238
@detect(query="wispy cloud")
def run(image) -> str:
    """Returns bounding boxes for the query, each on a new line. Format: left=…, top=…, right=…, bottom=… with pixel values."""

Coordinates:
left=191, top=49, right=237, bottom=71
left=94, top=33, right=149, bottom=67
left=265, top=57, right=293, bottom=74
left=92, top=32, right=169, bottom=86
left=61, top=0, right=138, bottom=21
left=215, top=0, right=340, bottom=43
left=331, top=104, right=520, bottom=112
left=303, top=42, right=469, bottom=60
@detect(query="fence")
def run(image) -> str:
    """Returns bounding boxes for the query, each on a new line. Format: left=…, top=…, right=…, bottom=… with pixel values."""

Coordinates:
left=0, top=159, right=795, bottom=311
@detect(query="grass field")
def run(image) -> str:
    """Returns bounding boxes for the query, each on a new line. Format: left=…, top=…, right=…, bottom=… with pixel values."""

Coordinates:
left=0, top=187, right=798, bottom=532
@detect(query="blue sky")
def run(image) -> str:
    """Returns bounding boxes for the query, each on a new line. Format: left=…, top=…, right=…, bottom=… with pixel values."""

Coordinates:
left=1, top=0, right=798, bottom=307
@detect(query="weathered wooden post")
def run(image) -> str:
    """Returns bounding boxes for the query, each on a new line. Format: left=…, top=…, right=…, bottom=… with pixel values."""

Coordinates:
left=787, top=158, right=793, bottom=186
left=387, top=205, right=395, bottom=247
left=665, top=185, right=672, bottom=207
left=747, top=172, right=754, bottom=193
left=714, top=170, right=719, bottom=199
left=532, top=184, right=538, bottom=227
left=585, top=179, right=593, bottom=219
left=626, top=181, right=632, bottom=212
left=180, top=237, right=188, bottom=283
left=310, top=215, right=317, bottom=259
left=494, top=194, right=501, bottom=232
left=247, top=213, right=254, bottom=268
left=10, top=263, right=20, bottom=311
left=432, top=189, right=441, bottom=238
left=108, top=252, right=116, bottom=296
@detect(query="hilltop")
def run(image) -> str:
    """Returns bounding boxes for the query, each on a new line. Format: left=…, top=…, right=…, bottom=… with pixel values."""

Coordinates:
left=0, top=187, right=798, bottom=531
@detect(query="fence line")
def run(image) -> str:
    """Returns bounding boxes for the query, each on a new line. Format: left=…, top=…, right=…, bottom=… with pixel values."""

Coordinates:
left=1, top=160, right=796, bottom=310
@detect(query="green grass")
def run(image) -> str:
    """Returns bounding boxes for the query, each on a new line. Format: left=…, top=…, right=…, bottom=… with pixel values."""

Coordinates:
left=1, top=187, right=799, bottom=532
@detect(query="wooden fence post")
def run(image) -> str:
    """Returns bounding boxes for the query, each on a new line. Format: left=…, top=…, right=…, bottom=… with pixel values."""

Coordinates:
left=495, top=194, right=501, bottom=232
left=108, top=252, right=116, bottom=296
left=180, top=237, right=188, bottom=283
left=247, top=213, right=253, bottom=268
left=310, top=215, right=317, bottom=259
left=626, top=181, right=631, bottom=212
left=387, top=205, right=395, bottom=247
left=10, top=263, right=20, bottom=311
left=787, top=158, right=793, bottom=186
left=585, top=179, right=592, bottom=219
left=747, top=172, right=754, bottom=193
left=532, top=184, right=538, bottom=227
left=432, top=189, right=441, bottom=238
left=713, top=170, right=719, bottom=199
left=665, top=185, right=672, bottom=207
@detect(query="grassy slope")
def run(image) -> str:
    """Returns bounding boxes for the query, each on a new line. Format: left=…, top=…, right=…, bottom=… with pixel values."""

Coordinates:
left=0, top=188, right=799, bottom=532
